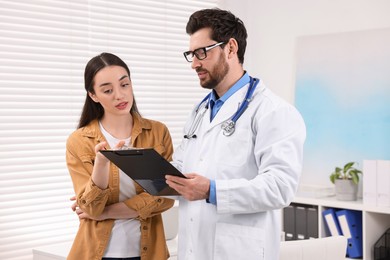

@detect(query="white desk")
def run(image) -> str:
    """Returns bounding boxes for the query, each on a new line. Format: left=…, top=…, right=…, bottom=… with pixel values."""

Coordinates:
left=33, top=203, right=179, bottom=260
left=33, top=238, right=177, bottom=260
left=33, top=243, right=68, bottom=260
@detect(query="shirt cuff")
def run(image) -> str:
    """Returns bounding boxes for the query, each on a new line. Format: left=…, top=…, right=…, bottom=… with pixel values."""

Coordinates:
left=206, top=179, right=217, bottom=205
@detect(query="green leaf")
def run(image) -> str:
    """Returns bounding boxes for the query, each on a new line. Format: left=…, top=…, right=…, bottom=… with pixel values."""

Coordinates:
left=344, top=162, right=354, bottom=172
left=330, top=174, right=336, bottom=184
left=351, top=172, right=359, bottom=184
left=330, top=161, right=362, bottom=185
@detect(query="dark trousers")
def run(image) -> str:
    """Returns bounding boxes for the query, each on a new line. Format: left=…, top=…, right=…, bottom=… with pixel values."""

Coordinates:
left=102, top=257, right=140, bottom=260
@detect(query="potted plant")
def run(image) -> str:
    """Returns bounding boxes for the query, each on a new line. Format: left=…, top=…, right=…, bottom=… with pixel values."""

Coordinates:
left=330, top=162, right=362, bottom=201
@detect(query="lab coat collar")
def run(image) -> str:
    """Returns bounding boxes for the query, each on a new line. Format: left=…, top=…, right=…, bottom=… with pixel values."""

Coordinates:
left=204, top=76, right=265, bottom=133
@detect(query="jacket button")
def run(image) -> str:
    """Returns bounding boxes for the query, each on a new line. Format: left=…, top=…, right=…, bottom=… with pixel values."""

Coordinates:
left=143, top=247, right=147, bottom=251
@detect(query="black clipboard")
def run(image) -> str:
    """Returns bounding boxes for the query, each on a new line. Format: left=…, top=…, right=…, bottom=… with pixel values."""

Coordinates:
left=100, top=148, right=185, bottom=196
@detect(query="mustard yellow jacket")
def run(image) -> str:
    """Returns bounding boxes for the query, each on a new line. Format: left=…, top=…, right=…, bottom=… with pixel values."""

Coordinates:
left=66, top=114, right=175, bottom=260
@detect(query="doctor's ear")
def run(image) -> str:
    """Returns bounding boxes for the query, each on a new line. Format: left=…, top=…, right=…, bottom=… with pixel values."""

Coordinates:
left=88, top=92, right=99, bottom=103
left=227, top=38, right=238, bottom=55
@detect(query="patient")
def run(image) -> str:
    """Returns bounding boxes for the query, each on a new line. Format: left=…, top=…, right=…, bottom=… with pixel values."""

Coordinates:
left=66, top=52, right=174, bottom=260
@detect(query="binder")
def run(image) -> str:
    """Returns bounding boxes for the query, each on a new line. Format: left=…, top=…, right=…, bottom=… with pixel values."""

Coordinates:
left=284, top=204, right=319, bottom=240
left=307, top=206, right=319, bottom=239
left=295, top=206, right=307, bottom=240
left=336, top=210, right=363, bottom=258
left=322, top=208, right=342, bottom=236
left=374, top=228, right=390, bottom=260
left=283, top=205, right=296, bottom=241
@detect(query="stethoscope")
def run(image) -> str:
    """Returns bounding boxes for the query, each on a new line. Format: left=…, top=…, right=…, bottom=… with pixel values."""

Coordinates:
left=184, top=76, right=259, bottom=139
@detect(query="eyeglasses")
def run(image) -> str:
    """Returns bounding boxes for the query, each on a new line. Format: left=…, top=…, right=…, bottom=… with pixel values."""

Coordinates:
left=183, top=42, right=226, bottom=62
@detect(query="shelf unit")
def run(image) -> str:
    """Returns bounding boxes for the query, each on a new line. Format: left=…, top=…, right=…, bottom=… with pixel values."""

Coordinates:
left=288, top=195, right=390, bottom=260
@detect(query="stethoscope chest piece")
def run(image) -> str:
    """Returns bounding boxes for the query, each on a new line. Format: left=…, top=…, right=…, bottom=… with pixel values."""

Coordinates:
left=221, top=120, right=235, bottom=136
left=184, top=76, right=259, bottom=139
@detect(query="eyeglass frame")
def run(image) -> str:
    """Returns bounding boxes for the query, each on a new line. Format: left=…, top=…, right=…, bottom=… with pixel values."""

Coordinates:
left=183, top=42, right=226, bottom=62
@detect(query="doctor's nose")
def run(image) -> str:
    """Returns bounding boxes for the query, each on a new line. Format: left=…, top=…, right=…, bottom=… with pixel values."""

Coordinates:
left=191, top=56, right=202, bottom=70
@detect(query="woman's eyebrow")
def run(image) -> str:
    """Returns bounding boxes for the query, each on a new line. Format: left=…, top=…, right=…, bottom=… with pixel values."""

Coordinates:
left=119, top=75, right=128, bottom=81
left=99, top=82, right=112, bottom=87
left=98, top=75, right=128, bottom=87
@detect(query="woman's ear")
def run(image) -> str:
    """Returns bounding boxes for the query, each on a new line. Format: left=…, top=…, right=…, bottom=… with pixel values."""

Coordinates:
left=88, top=92, right=99, bottom=103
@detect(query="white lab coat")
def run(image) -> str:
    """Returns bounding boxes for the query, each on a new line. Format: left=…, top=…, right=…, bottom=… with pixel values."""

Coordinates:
left=172, top=78, right=306, bottom=260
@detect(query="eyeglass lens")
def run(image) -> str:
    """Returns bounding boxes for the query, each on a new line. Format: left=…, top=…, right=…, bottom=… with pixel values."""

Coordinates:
left=184, top=42, right=224, bottom=62
left=184, top=48, right=206, bottom=62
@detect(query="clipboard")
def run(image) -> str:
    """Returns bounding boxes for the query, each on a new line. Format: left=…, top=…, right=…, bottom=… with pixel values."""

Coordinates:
left=100, top=148, right=185, bottom=196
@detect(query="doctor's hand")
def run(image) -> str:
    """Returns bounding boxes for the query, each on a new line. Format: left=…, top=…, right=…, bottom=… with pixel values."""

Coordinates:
left=165, top=173, right=210, bottom=201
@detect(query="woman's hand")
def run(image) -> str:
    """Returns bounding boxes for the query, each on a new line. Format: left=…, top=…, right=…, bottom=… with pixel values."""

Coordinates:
left=70, top=195, right=138, bottom=221
left=94, top=141, right=109, bottom=163
left=92, top=140, right=125, bottom=189
left=94, top=140, right=126, bottom=163
left=70, top=196, right=106, bottom=221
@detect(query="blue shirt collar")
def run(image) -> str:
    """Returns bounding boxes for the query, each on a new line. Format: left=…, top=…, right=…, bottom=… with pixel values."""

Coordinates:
left=210, top=72, right=250, bottom=104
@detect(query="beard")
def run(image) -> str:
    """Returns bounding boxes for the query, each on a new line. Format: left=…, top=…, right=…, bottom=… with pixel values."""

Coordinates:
left=197, top=52, right=229, bottom=90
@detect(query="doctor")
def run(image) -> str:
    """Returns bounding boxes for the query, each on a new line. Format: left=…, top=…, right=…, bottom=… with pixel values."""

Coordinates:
left=166, top=8, right=306, bottom=260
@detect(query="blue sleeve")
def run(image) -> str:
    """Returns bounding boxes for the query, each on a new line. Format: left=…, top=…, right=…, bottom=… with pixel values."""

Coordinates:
left=206, top=179, right=217, bottom=205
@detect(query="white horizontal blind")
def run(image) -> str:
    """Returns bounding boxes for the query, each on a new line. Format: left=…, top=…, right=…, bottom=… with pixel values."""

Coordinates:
left=0, top=0, right=216, bottom=259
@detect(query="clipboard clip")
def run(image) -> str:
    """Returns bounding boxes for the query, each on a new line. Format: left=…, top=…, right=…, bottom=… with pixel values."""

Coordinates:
left=119, top=145, right=132, bottom=150
left=113, top=149, right=144, bottom=156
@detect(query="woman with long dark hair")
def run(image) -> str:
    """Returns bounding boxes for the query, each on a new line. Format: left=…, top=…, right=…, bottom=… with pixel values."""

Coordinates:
left=66, top=52, right=174, bottom=260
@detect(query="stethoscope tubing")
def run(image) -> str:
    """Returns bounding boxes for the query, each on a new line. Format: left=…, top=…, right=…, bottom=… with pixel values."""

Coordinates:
left=230, top=77, right=258, bottom=122
left=184, top=76, right=259, bottom=139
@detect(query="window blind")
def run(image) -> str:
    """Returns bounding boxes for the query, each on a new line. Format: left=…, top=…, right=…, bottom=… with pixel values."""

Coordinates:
left=0, top=0, right=216, bottom=259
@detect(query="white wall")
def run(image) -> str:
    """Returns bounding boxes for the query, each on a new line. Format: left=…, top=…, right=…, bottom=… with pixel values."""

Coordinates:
left=219, top=0, right=390, bottom=103
left=218, top=0, right=390, bottom=188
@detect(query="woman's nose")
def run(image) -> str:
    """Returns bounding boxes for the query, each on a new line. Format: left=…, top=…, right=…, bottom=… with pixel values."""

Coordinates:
left=115, top=88, right=125, bottom=100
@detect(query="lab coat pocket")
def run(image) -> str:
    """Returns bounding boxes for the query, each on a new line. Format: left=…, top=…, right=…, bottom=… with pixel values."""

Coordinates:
left=214, top=222, right=265, bottom=260
left=219, top=131, right=251, bottom=167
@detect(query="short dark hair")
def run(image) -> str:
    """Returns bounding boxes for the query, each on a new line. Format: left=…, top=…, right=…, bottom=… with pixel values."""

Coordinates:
left=186, top=8, right=247, bottom=64
left=78, top=52, right=140, bottom=128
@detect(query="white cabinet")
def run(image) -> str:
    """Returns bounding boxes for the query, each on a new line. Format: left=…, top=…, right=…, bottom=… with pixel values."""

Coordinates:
left=289, top=196, right=390, bottom=260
